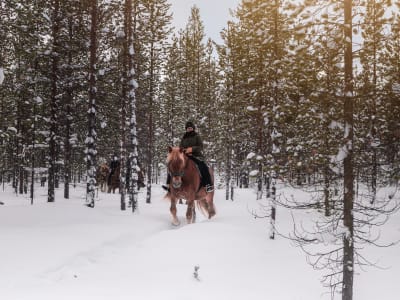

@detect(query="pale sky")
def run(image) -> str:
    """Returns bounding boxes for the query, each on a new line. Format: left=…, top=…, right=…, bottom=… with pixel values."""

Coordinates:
left=168, top=0, right=241, bottom=43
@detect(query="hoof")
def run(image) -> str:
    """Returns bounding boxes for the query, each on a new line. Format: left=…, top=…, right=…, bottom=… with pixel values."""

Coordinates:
left=208, top=206, right=216, bottom=219
left=171, top=218, right=180, bottom=226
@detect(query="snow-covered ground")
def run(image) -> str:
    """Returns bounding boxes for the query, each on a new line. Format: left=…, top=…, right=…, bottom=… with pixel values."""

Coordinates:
left=0, top=182, right=399, bottom=300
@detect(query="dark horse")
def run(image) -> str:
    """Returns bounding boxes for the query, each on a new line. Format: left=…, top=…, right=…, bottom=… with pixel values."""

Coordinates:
left=96, top=163, right=110, bottom=192
left=108, top=164, right=146, bottom=193
left=108, top=164, right=120, bottom=193
left=165, top=146, right=216, bottom=226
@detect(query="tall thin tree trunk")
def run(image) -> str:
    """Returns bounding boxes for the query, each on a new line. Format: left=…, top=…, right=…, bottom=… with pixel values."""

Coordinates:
left=146, top=41, right=155, bottom=204
left=324, top=164, right=331, bottom=216
left=64, top=88, right=72, bottom=199
left=269, top=0, right=280, bottom=237
left=120, top=23, right=127, bottom=211
left=86, top=0, right=98, bottom=207
left=370, top=0, right=378, bottom=204
left=64, top=16, right=74, bottom=199
left=269, top=184, right=276, bottom=239
left=31, top=97, right=38, bottom=205
left=127, top=0, right=139, bottom=212
left=342, top=1, right=354, bottom=299
left=48, top=0, right=60, bottom=202
left=225, top=142, right=231, bottom=201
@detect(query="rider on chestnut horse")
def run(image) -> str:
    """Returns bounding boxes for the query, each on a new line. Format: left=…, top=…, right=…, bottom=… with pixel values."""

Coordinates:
left=162, top=121, right=213, bottom=193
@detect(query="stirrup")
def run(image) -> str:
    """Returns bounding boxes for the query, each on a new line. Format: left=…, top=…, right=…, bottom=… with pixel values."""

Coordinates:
left=205, top=184, right=214, bottom=193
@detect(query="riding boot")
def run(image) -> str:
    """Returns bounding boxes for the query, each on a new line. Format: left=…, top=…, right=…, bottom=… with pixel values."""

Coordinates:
left=198, top=161, right=213, bottom=193
left=162, top=174, right=171, bottom=192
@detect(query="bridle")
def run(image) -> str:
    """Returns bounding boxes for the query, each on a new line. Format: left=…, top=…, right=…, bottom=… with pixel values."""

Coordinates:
left=169, top=170, right=185, bottom=177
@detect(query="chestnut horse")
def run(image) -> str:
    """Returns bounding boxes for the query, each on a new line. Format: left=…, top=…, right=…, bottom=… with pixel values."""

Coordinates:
left=165, top=146, right=216, bottom=226
left=96, top=163, right=109, bottom=192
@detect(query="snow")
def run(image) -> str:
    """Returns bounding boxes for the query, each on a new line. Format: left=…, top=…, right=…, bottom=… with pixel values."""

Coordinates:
left=7, top=126, right=18, bottom=133
left=116, top=30, right=125, bottom=38
left=249, top=170, right=259, bottom=177
left=246, top=152, right=256, bottom=160
left=393, top=83, right=400, bottom=94
left=0, top=183, right=399, bottom=300
left=246, top=106, right=257, bottom=112
left=0, top=67, right=4, bottom=85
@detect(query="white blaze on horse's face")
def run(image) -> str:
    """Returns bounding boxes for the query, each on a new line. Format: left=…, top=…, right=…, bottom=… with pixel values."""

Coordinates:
left=172, top=177, right=182, bottom=189
left=167, top=147, right=186, bottom=189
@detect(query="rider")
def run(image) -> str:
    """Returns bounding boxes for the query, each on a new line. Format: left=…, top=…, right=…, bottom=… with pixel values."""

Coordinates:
left=162, top=121, right=214, bottom=193
left=108, top=153, right=120, bottom=186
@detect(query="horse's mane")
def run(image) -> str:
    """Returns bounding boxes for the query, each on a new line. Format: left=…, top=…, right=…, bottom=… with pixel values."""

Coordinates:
left=167, top=147, right=186, bottom=171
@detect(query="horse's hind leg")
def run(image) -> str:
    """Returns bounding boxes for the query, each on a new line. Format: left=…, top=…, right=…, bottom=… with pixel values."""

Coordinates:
left=186, top=200, right=196, bottom=224
left=170, top=198, right=180, bottom=226
left=206, top=193, right=216, bottom=219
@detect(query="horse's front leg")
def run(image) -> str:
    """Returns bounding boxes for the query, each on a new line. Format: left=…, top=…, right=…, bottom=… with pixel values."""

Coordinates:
left=186, top=199, right=196, bottom=224
left=170, top=197, right=180, bottom=226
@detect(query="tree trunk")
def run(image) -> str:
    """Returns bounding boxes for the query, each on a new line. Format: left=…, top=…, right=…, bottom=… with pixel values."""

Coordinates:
left=370, top=0, right=378, bottom=204
left=342, top=1, right=354, bottom=299
left=225, top=142, right=231, bottom=201
left=48, top=0, right=60, bottom=203
left=127, top=0, right=139, bottom=212
left=86, top=0, right=98, bottom=207
left=269, top=184, right=276, bottom=239
left=64, top=89, right=72, bottom=199
left=146, top=41, right=155, bottom=204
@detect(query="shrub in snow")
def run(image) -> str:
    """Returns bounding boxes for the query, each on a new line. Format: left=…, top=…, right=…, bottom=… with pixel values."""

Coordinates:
left=193, top=265, right=200, bottom=281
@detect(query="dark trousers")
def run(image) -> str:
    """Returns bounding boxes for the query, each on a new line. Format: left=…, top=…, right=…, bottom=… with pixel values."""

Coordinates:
left=166, top=157, right=212, bottom=187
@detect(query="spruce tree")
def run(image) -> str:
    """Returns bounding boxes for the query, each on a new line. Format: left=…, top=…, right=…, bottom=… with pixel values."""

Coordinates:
left=86, top=0, right=98, bottom=207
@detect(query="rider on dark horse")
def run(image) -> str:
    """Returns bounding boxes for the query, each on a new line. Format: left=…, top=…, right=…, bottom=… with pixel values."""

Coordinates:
left=108, top=154, right=120, bottom=186
left=162, top=121, right=214, bottom=193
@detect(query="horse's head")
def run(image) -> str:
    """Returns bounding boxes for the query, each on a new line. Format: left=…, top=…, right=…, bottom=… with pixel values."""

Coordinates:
left=100, top=163, right=109, bottom=174
left=167, top=146, right=187, bottom=189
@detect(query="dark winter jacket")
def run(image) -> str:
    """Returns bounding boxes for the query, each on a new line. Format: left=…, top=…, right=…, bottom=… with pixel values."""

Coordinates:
left=179, top=131, right=205, bottom=160
left=109, top=158, right=120, bottom=172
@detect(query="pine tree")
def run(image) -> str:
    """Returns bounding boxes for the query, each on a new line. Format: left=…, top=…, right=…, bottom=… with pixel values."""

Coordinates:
left=139, top=0, right=172, bottom=203
left=86, top=0, right=98, bottom=207
left=126, top=0, right=139, bottom=212
left=357, top=0, right=394, bottom=204
left=47, top=0, right=61, bottom=203
left=159, top=34, right=184, bottom=146
left=120, top=0, right=141, bottom=211
left=342, top=1, right=355, bottom=297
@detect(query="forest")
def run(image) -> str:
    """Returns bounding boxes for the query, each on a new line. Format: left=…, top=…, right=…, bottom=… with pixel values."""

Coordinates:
left=0, top=0, right=399, bottom=299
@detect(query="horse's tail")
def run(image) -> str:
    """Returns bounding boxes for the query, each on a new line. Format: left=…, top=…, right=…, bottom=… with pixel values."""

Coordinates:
left=196, top=198, right=210, bottom=219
